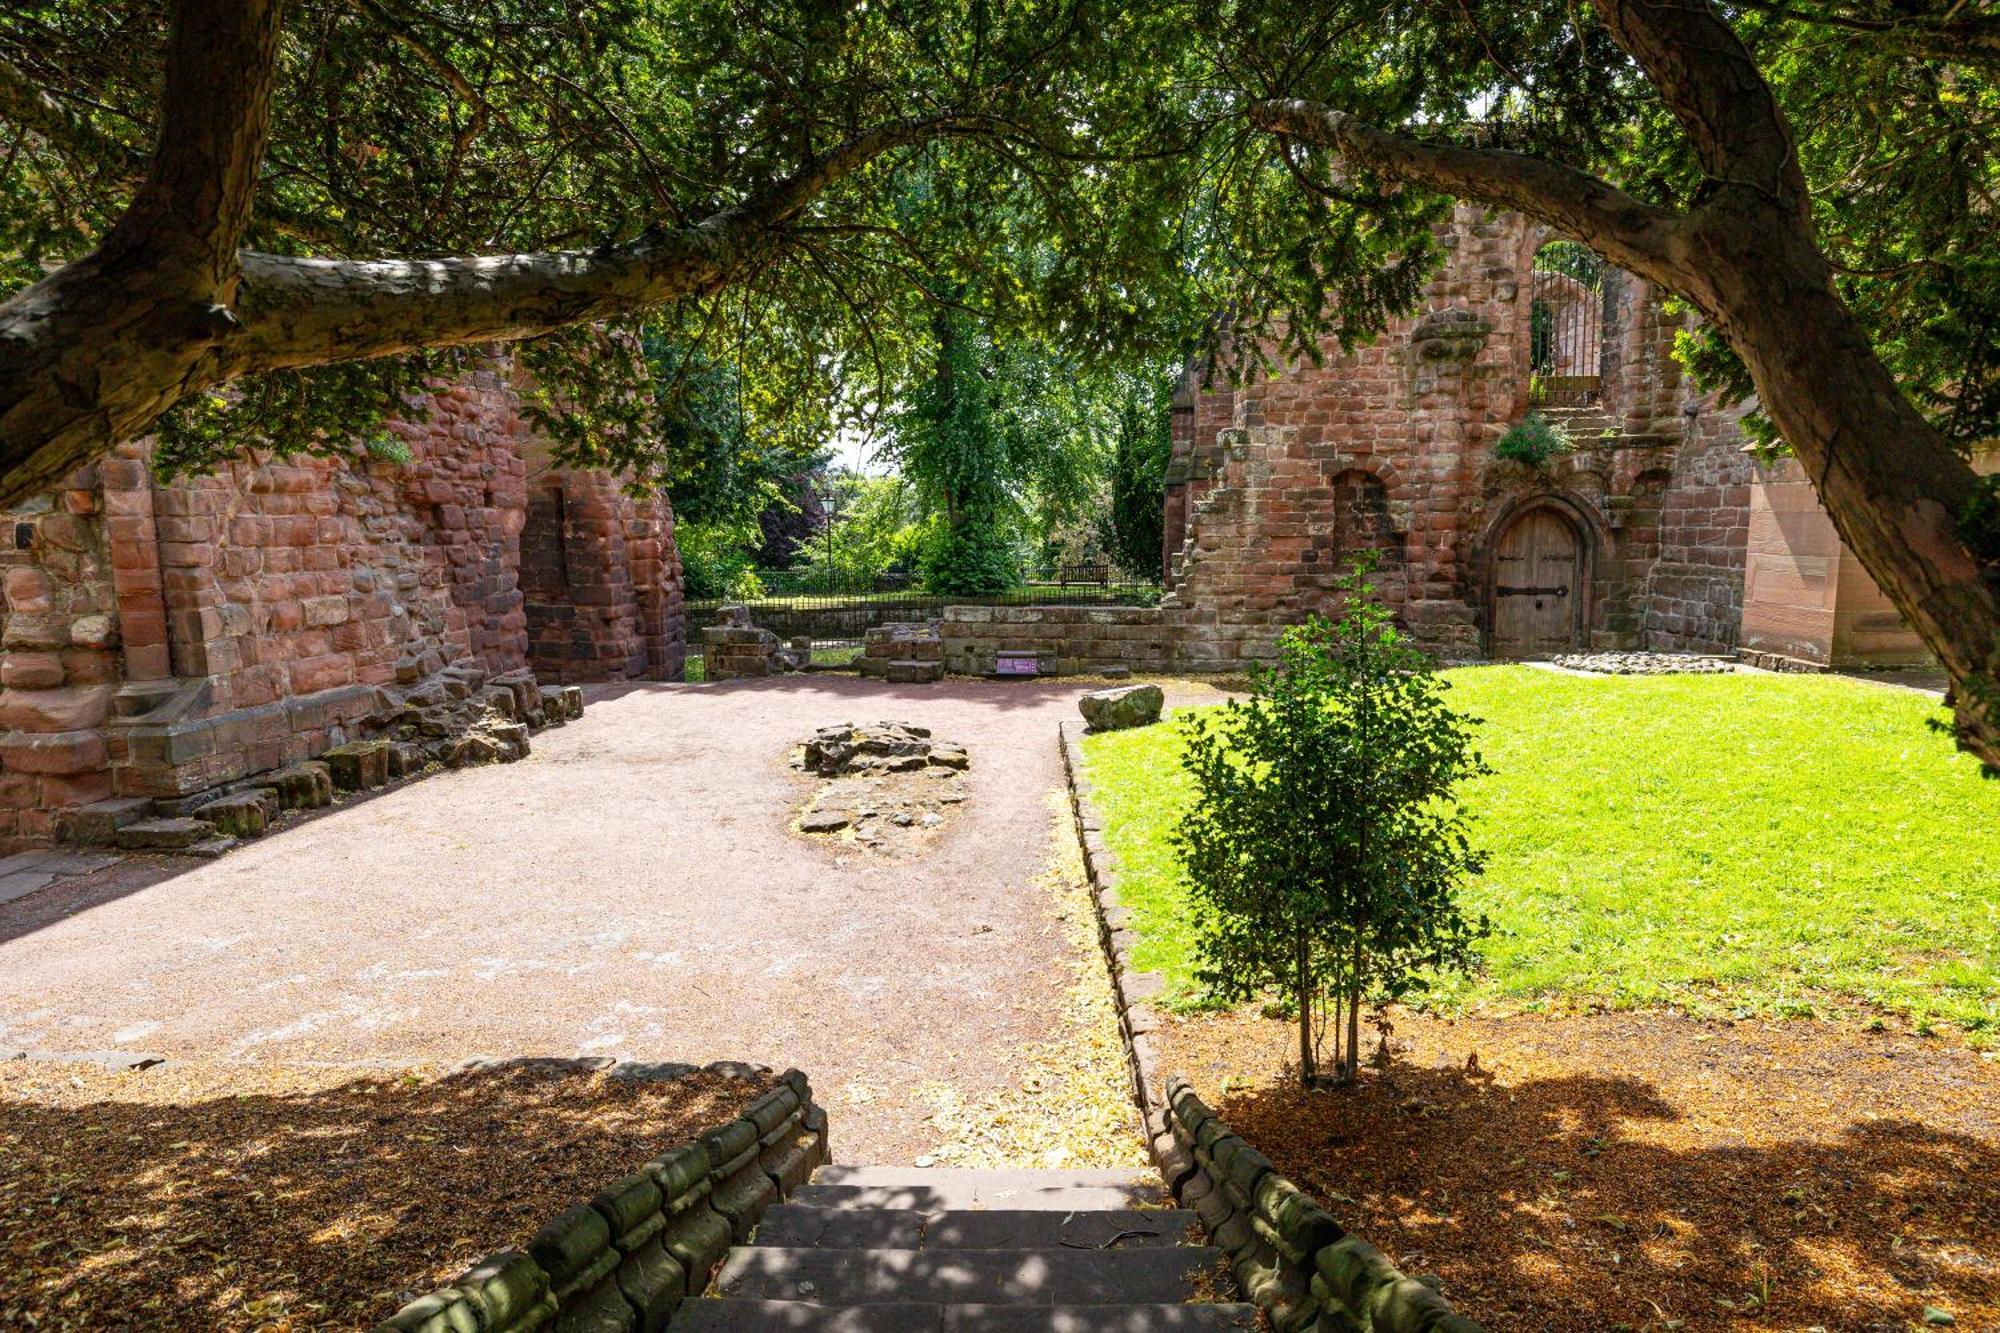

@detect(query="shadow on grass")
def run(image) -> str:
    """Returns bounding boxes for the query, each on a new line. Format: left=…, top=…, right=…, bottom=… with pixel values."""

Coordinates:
left=0, top=1060, right=766, bottom=1332
left=1213, top=1064, right=1998, bottom=1332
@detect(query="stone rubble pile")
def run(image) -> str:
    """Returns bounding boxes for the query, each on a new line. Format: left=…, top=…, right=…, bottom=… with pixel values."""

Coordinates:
left=1550, top=651, right=1738, bottom=676
left=63, top=663, right=581, bottom=857
left=796, top=721, right=968, bottom=776
left=792, top=722, right=968, bottom=850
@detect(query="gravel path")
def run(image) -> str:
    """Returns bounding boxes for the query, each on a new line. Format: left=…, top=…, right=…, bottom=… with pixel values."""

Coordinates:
left=0, top=676, right=1224, bottom=1161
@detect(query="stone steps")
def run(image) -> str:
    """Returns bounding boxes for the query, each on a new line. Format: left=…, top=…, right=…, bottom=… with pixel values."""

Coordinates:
left=754, top=1205, right=1199, bottom=1250
left=690, top=1166, right=1250, bottom=1333
left=675, top=1301, right=1258, bottom=1332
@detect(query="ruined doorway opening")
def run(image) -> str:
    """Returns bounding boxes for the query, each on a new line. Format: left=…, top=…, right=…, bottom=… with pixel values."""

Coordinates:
left=1490, top=505, right=1587, bottom=658
left=521, top=483, right=574, bottom=679
left=1530, top=241, right=1607, bottom=408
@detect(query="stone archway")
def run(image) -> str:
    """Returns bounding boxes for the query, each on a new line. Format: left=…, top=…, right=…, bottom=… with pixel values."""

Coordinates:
left=1489, top=503, right=1589, bottom=658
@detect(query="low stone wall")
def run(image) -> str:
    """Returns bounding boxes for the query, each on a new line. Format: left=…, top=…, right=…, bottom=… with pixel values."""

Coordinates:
left=943, top=605, right=1172, bottom=676
left=1059, top=721, right=1485, bottom=1333
left=376, top=1067, right=829, bottom=1333
left=1164, top=1080, right=1483, bottom=1333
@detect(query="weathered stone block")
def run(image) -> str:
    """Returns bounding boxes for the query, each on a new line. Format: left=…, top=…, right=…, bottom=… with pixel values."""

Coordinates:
left=446, top=732, right=508, bottom=768
left=115, top=816, right=215, bottom=851
left=1079, top=683, right=1164, bottom=732
left=885, top=658, right=943, bottom=684
left=530, top=1204, right=617, bottom=1298
left=613, top=1239, right=686, bottom=1333
left=249, top=761, right=334, bottom=810
left=192, top=789, right=275, bottom=839
left=660, top=1203, right=732, bottom=1289
left=456, top=1250, right=555, bottom=1332
left=60, top=796, right=153, bottom=845
left=0, top=729, right=107, bottom=776
left=323, top=739, right=392, bottom=790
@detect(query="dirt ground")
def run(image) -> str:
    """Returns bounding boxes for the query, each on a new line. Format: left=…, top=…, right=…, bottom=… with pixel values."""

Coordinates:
left=0, top=1059, right=768, bottom=1331
left=1164, top=1007, right=2000, bottom=1333
left=0, top=675, right=1225, bottom=1163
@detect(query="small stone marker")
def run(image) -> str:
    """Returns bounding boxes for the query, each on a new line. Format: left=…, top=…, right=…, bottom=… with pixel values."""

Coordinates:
left=1078, top=683, right=1164, bottom=733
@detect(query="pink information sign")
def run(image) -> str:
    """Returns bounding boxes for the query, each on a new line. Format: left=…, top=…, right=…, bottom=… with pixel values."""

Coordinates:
left=995, top=651, right=1040, bottom=677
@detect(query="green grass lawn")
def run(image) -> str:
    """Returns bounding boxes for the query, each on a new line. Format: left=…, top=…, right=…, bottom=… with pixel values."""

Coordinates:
left=1080, top=666, right=2000, bottom=1038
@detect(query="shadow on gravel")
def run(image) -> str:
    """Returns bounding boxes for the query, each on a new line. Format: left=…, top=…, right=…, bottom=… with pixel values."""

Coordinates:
left=1212, top=1064, right=2000, bottom=1333
left=0, top=1059, right=770, bottom=1332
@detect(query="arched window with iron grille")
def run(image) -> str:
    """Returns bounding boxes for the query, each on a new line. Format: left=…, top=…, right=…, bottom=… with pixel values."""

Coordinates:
left=1530, top=241, right=1607, bottom=407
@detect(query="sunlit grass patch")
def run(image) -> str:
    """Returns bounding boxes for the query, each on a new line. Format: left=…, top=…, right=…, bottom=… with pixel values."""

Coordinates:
left=1081, top=667, right=2000, bottom=1038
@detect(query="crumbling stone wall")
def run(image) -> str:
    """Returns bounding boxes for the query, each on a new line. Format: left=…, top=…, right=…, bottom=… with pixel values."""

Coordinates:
left=374, top=1066, right=828, bottom=1333
left=0, top=472, right=122, bottom=846
left=522, top=467, right=683, bottom=684
left=0, top=358, right=685, bottom=852
left=1160, top=207, right=1767, bottom=665
left=942, top=605, right=1169, bottom=676
left=1637, top=415, right=1754, bottom=654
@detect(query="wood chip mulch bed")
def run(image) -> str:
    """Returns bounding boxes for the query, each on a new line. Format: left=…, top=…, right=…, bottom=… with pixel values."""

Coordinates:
left=0, top=1057, right=772, bottom=1332
left=1162, top=1008, right=1999, bottom=1333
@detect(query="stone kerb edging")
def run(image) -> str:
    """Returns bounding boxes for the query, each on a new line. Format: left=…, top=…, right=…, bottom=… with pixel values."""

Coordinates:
left=375, top=1065, right=830, bottom=1333
left=1059, top=721, right=1486, bottom=1333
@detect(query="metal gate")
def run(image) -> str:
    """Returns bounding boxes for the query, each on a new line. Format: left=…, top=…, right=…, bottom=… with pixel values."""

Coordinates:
left=1529, top=242, right=1606, bottom=407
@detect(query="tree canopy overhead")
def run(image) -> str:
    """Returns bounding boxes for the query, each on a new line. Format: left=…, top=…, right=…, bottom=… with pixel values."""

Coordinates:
left=2, top=0, right=1997, bottom=766
left=0, top=0, right=1205, bottom=497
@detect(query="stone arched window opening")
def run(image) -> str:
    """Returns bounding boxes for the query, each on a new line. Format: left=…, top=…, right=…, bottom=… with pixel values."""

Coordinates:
left=1529, top=241, right=1608, bottom=408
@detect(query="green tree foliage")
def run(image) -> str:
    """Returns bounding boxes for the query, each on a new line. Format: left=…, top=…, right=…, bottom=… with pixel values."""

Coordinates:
left=0, top=0, right=1210, bottom=493
left=795, top=471, right=927, bottom=593
left=1175, top=560, right=1490, bottom=1085
left=893, top=308, right=1020, bottom=595
left=888, top=303, right=1160, bottom=594
left=1108, top=371, right=1176, bottom=580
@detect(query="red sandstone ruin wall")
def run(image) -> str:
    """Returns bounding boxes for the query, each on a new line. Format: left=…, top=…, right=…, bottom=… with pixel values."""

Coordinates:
left=1165, top=205, right=1538, bottom=662
left=1640, top=403, right=1754, bottom=654
left=0, top=358, right=684, bottom=852
left=151, top=368, right=533, bottom=719
left=1161, top=208, right=1758, bottom=663
left=0, top=477, right=123, bottom=846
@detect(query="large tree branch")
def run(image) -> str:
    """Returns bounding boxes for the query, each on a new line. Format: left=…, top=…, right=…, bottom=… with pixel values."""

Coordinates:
left=0, top=113, right=973, bottom=504
left=1593, top=0, right=1810, bottom=218
left=99, top=0, right=285, bottom=290
left=1246, top=98, right=1690, bottom=284
left=224, top=116, right=974, bottom=372
left=0, top=0, right=276, bottom=502
left=1725, top=0, right=2000, bottom=70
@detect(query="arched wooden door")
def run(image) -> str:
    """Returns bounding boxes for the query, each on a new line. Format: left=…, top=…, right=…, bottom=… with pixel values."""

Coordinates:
left=1490, top=508, right=1585, bottom=658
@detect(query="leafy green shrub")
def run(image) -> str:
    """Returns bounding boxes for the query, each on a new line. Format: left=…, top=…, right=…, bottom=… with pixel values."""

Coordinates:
left=795, top=473, right=926, bottom=592
left=1494, top=412, right=1573, bottom=467
left=677, top=520, right=765, bottom=601
left=919, top=509, right=1019, bottom=594
left=1174, top=557, right=1490, bottom=1084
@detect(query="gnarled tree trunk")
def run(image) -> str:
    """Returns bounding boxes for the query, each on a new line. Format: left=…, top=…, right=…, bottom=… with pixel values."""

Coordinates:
left=1249, top=0, right=2000, bottom=771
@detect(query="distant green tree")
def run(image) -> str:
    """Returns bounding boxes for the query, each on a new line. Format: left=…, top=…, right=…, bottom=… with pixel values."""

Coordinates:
left=795, top=472, right=926, bottom=592
left=1108, top=371, right=1175, bottom=580
left=1176, top=560, right=1490, bottom=1085
left=894, top=308, right=1020, bottom=595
